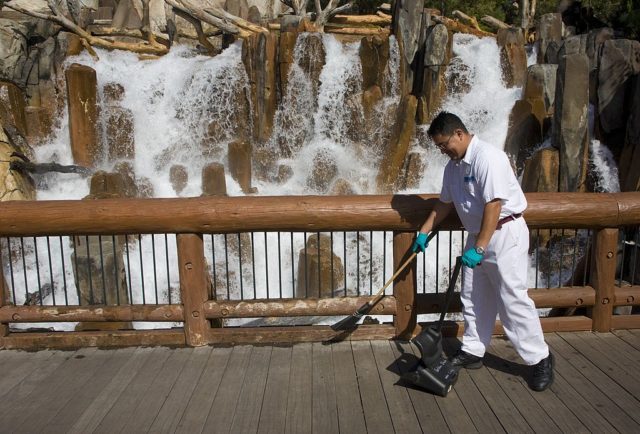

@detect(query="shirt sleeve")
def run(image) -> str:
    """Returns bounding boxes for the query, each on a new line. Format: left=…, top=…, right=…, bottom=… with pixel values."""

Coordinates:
left=439, top=164, right=453, bottom=203
left=475, top=150, right=512, bottom=204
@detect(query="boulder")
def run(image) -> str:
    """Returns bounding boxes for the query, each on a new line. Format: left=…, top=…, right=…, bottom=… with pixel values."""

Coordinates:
left=504, top=99, right=544, bottom=173
left=295, top=234, right=344, bottom=298
left=521, top=147, right=559, bottom=193
left=202, top=162, right=227, bottom=196
left=228, top=140, right=252, bottom=193
left=376, top=94, right=417, bottom=192
left=417, top=23, right=449, bottom=124
left=0, top=19, right=28, bottom=84
left=398, top=151, right=425, bottom=190
left=536, top=13, right=563, bottom=64
left=394, top=0, right=424, bottom=95
left=359, top=35, right=390, bottom=91
left=0, top=127, right=36, bottom=201
left=523, top=64, right=557, bottom=116
left=307, top=150, right=338, bottom=193
left=242, top=32, right=277, bottom=144
left=598, top=39, right=640, bottom=135
left=0, top=82, right=28, bottom=136
left=497, top=28, right=527, bottom=88
left=66, top=63, right=100, bottom=167
left=553, top=53, right=589, bottom=192
left=169, top=164, right=188, bottom=194
left=619, top=74, right=640, bottom=192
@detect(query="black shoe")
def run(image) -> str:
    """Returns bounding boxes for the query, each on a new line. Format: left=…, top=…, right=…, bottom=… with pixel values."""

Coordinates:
left=529, top=353, right=554, bottom=391
left=449, top=350, right=483, bottom=369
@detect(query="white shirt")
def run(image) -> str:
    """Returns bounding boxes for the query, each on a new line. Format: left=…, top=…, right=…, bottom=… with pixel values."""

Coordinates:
left=440, top=135, right=527, bottom=234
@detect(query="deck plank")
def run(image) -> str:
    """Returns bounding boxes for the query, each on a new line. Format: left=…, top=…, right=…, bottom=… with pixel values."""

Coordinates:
left=0, top=350, right=56, bottom=401
left=285, top=343, right=312, bottom=434
left=351, top=340, right=394, bottom=434
left=390, top=341, right=452, bottom=434
left=258, top=345, right=292, bottom=434
left=311, top=342, right=339, bottom=434
left=613, top=329, right=640, bottom=350
left=175, top=346, right=233, bottom=433
left=120, top=348, right=192, bottom=432
left=370, top=340, right=422, bottom=434
left=93, top=346, right=173, bottom=434
left=45, top=347, right=137, bottom=433
left=546, top=334, right=640, bottom=432
left=67, top=347, right=156, bottom=434
left=489, top=337, right=583, bottom=433
left=201, top=345, right=253, bottom=433
left=230, top=345, right=272, bottom=433
left=148, top=346, right=213, bottom=434
left=331, top=341, right=367, bottom=434
left=555, top=332, right=640, bottom=425
left=2, top=348, right=111, bottom=434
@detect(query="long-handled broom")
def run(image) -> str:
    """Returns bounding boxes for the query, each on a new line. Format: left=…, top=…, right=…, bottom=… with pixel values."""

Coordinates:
left=330, top=231, right=438, bottom=331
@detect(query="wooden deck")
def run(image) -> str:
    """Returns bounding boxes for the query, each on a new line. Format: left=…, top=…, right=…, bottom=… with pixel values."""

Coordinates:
left=0, top=330, right=639, bottom=433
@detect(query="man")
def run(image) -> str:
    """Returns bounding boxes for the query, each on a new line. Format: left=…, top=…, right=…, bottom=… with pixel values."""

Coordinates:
left=411, top=111, right=554, bottom=391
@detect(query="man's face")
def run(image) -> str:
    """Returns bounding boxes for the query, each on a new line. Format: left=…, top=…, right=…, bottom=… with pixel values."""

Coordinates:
left=430, top=129, right=466, bottom=160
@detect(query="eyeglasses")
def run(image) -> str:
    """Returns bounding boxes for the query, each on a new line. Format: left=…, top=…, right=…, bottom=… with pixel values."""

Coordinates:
left=434, top=134, right=454, bottom=149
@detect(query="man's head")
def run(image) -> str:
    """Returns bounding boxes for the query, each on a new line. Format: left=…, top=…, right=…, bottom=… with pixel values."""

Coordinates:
left=427, top=111, right=472, bottom=160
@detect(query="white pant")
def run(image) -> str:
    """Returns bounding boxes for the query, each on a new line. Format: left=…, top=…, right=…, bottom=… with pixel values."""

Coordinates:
left=460, top=217, right=549, bottom=365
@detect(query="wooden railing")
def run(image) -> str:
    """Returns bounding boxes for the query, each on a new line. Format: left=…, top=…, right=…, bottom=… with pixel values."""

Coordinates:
left=0, top=192, right=639, bottom=350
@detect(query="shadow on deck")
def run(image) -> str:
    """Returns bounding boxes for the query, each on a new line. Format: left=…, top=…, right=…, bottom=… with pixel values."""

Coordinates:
left=0, top=330, right=639, bottom=433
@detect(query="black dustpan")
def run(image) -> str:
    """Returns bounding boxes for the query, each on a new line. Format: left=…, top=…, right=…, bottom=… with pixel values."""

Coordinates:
left=412, top=256, right=463, bottom=366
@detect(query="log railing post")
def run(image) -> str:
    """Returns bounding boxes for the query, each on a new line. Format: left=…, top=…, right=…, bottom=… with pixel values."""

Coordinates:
left=0, top=263, right=9, bottom=339
left=177, top=233, right=210, bottom=346
left=393, top=231, right=417, bottom=339
left=589, top=228, right=618, bottom=332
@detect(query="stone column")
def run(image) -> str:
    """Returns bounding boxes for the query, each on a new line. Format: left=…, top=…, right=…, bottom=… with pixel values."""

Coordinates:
left=66, top=63, right=100, bottom=167
left=295, top=234, right=344, bottom=299
left=553, top=53, right=589, bottom=192
left=497, top=28, right=527, bottom=88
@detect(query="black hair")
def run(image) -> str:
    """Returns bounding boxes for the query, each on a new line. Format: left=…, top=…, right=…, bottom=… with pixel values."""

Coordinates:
left=427, top=111, right=469, bottom=136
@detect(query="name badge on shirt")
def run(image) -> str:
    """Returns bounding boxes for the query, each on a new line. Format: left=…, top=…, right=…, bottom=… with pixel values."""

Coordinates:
left=464, top=176, right=475, bottom=183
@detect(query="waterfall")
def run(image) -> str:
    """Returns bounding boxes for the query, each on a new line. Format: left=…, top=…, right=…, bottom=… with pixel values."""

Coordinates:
left=12, top=32, right=538, bottom=328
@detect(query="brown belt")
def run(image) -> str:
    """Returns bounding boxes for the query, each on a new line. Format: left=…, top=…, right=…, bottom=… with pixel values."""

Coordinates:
left=496, top=213, right=522, bottom=230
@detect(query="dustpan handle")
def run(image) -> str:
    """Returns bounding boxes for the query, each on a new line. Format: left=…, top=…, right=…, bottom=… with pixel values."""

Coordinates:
left=435, top=256, right=463, bottom=332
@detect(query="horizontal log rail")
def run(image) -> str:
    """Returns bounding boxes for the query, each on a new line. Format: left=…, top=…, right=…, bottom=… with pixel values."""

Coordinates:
left=204, top=296, right=396, bottom=318
left=0, top=305, right=183, bottom=323
left=0, top=193, right=639, bottom=236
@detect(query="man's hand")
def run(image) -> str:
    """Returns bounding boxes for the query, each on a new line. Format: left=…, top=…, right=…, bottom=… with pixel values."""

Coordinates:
left=461, top=248, right=483, bottom=268
left=412, top=232, right=429, bottom=253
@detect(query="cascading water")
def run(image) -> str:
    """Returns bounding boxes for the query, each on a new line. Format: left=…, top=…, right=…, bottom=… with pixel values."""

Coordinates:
left=12, top=31, right=600, bottom=329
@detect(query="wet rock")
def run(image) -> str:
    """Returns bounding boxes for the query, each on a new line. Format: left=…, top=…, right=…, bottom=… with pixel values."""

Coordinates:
left=504, top=99, right=544, bottom=174
left=276, top=164, right=293, bottom=184
left=497, top=28, right=527, bottom=88
left=553, top=53, right=589, bottom=192
left=618, top=74, right=640, bottom=192
left=0, top=19, right=28, bottom=85
left=523, top=64, right=558, bottom=116
left=242, top=31, right=277, bottom=144
left=521, top=147, right=559, bottom=193
left=376, top=94, right=417, bottom=192
left=169, top=164, right=188, bottom=194
left=418, top=23, right=449, bottom=124
left=307, top=150, right=338, bottom=193
left=0, top=129, right=36, bottom=201
left=202, top=162, right=227, bottom=196
left=228, top=139, right=252, bottom=193
left=360, top=35, right=390, bottom=91
left=398, top=151, right=425, bottom=190
left=66, top=63, right=100, bottom=167
left=536, top=13, right=563, bottom=64
left=0, top=82, right=28, bottom=137
left=295, top=233, right=345, bottom=298
left=330, top=178, right=355, bottom=195
left=112, top=161, right=138, bottom=198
